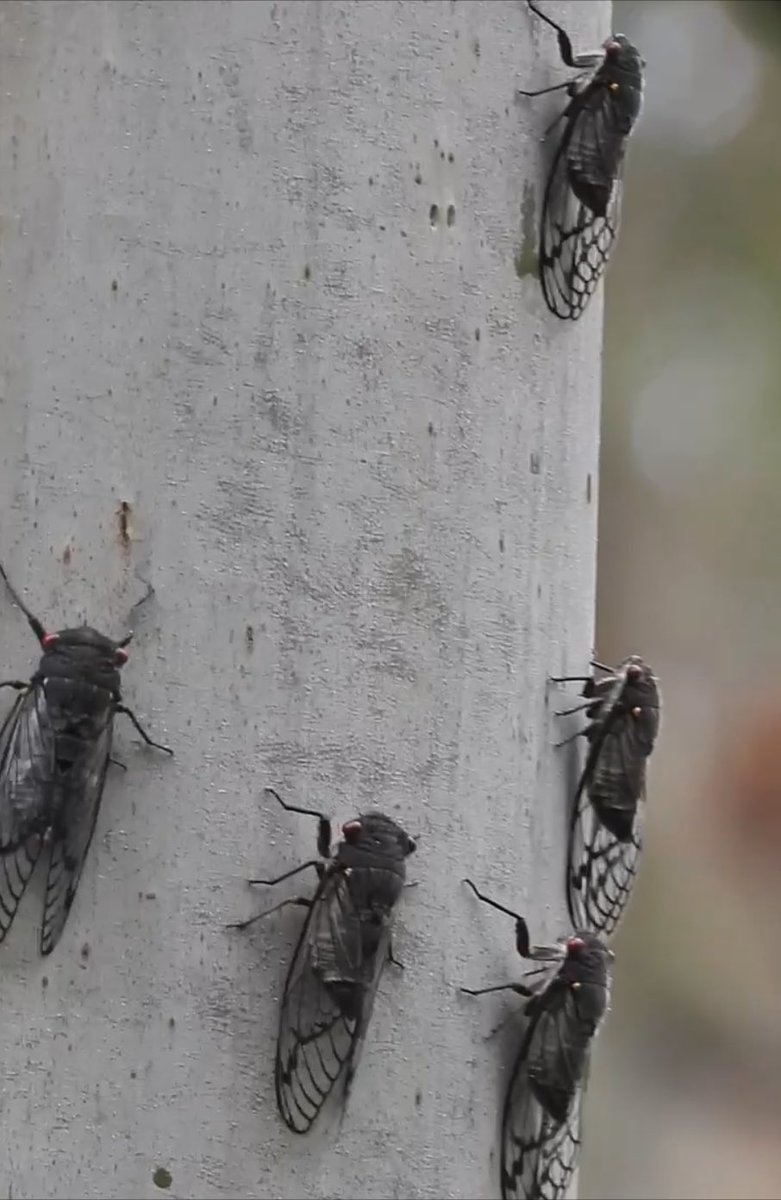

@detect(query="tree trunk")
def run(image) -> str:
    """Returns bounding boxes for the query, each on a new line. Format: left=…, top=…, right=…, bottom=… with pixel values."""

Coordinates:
left=0, top=2, right=608, bottom=1197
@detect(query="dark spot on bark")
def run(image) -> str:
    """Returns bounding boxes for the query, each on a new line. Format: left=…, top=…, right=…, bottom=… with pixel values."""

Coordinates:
left=428, top=421, right=434, bottom=436
left=499, top=534, right=505, bottom=553
left=153, top=1168, right=173, bottom=1190
left=514, top=181, right=538, bottom=279
left=41, top=976, right=48, bottom=989
left=530, top=452, right=540, bottom=474
left=303, top=264, right=311, bottom=281
left=415, top=1089, right=422, bottom=1108
left=586, top=473, right=592, bottom=502
left=415, top=172, right=422, bottom=184
left=118, top=501, right=132, bottom=549
left=245, top=624, right=254, bottom=650
left=429, top=204, right=439, bottom=228
left=63, top=544, right=71, bottom=565
left=111, top=279, right=118, bottom=293
left=448, top=152, right=454, bottom=163
left=80, top=942, right=90, bottom=961
left=475, top=328, right=481, bottom=341
left=447, top=204, right=456, bottom=227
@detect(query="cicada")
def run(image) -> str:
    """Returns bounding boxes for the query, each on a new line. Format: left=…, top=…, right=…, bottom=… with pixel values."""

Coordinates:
left=0, top=562, right=172, bottom=955
left=229, top=787, right=416, bottom=1133
left=551, top=655, right=661, bottom=937
left=519, top=0, right=644, bottom=319
left=461, top=879, right=612, bottom=1199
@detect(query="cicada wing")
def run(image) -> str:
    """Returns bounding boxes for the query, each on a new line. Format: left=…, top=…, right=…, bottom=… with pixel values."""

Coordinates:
left=0, top=685, right=55, bottom=942
left=538, top=87, right=626, bottom=320
left=275, top=869, right=381, bottom=1133
left=40, top=717, right=113, bottom=956
left=339, top=907, right=391, bottom=1118
left=567, top=675, right=648, bottom=936
left=501, top=1003, right=583, bottom=1200
left=567, top=784, right=644, bottom=938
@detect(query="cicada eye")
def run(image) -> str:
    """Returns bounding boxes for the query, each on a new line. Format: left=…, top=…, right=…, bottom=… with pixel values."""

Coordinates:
left=41, top=632, right=59, bottom=649
left=406, top=837, right=417, bottom=855
left=342, top=820, right=362, bottom=843
left=115, top=647, right=129, bottom=666
left=566, top=936, right=585, bottom=954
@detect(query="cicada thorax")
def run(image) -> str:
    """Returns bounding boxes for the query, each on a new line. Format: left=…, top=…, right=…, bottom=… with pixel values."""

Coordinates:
left=583, top=659, right=660, bottom=839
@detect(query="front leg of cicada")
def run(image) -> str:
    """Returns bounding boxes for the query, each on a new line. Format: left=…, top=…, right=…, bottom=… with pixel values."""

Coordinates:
left=526, top=0, right=606, bottom=70
left=460, top=980, right=534, bottom=1000
left=114, top=702, right=173, bottom=755
left=226, top=894, right=312, bottom=933
left=225, top=856, right=324, bottom=931
left=263, top=786, right=332, bottom=859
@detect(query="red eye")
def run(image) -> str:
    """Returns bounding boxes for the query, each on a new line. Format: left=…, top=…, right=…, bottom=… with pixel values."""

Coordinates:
left=627, top=663, right=642, bottom=678
left=567, top=936, right=585, bottom=953
left=605, top=39, right=620, bottom=56
left=42, top=633, right=58, bottom=649
left=115, top=648, right=129, bottom=665
left=342, top=820, right=362, bottom=842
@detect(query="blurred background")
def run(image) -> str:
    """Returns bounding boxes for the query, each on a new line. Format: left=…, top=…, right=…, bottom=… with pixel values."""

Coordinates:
left=584, top=2, right=781, bottom=1197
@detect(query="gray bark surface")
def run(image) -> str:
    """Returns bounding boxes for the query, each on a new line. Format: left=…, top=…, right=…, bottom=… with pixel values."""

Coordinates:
left=0, top=1, right=608, bottom=1197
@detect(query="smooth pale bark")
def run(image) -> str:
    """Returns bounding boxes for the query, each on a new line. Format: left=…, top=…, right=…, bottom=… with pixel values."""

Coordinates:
left=0, top=2, right=607, bottom=1197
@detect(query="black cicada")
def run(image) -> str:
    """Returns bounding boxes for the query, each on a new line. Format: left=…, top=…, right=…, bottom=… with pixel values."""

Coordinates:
left=461, top=880, right=612, bottom=1200
left=0, top=562, right=172, bottom=955
left=519, top=0, right=644, bottom=320
left=551, top=655, right=661, bottom=938
left=228, top=787, right=416, bottom=1134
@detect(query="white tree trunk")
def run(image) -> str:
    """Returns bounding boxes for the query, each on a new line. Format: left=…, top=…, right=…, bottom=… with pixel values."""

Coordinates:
left=0, top=2, right=608, bottom=1197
